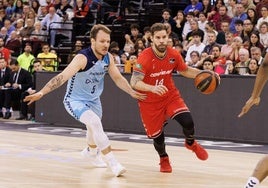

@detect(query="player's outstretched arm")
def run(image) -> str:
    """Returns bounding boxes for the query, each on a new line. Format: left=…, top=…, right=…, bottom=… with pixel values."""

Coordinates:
left=24, top=54, right=87, bottom=105
left=108, top=56, right=146, bottom=100
left=238, top=52, right=268, bottom=117
left=179, top=66, right=201, bottom=79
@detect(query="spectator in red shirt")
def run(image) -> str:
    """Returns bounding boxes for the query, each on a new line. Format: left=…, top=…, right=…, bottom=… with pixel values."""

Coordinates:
left=5, top=31, right=21, bottom=57
left=209, top=5, right=231, bottom=31
left=0, top=37, right=11, bottom=64
left=73, top=0, right=90, bottom=36
left=210, top=45, right=226, bottom=74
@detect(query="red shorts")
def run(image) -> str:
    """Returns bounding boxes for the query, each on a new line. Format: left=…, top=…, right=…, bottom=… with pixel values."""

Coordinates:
left=138, top=92, right=189, bottom=138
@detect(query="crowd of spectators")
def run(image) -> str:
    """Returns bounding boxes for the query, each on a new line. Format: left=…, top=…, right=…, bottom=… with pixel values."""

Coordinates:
left=0, top=0, right=93, bottom=120
left=110, top=0, right=268, bottom=76
left=1, top=0, right=268, bottom=120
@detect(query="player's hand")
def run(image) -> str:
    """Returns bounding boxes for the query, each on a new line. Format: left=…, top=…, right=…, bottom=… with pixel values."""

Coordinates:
left=202, top=71, right=221, bottom=84
left=23, top=91, right=44, bottom=105
left=151, top=85, right=168, bottom=96
left=129, top=89, right=147, bottom=101
left=238, top=97, right=260, bottom=117
left=213, top=72, right=221, bottom=84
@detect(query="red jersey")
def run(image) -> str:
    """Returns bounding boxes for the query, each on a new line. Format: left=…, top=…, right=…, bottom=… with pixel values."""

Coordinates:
left=133, top=47, right=187, bottom=103
left=0, top=48, right=11, bottom=64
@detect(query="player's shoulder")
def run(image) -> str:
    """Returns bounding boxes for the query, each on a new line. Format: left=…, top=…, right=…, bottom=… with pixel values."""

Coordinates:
left=167, top=47, right=184, bottom=61
left=139, top=47, right=153, bottom=58
left=167, top=47, right=181, bottom=56
left=78, top=47, right=91, bottom=56
left=139, top=48, right=155, bottom=63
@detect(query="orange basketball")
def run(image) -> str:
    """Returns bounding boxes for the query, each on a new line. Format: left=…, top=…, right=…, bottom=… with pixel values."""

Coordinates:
left=194, top=71, right=220, bottom=95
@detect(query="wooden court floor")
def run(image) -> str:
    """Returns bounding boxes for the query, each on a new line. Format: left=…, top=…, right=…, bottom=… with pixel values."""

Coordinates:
left=0, top=129, right=268, bottom=188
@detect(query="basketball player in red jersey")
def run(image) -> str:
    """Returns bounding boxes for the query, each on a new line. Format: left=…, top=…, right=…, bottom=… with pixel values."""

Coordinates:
left=130, top=23, right=208, bottom=173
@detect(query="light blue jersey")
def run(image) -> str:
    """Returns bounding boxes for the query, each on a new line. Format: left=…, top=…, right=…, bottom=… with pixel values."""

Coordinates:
left=63, top=47, right=110, bottom=120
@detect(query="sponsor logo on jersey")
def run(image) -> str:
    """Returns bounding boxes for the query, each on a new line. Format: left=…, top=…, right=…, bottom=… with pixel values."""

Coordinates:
left=169, top=58, right=175, bottom=64
left=135, top=64, right=142, bottom=70
left=150, top=69, right=173, bottom=77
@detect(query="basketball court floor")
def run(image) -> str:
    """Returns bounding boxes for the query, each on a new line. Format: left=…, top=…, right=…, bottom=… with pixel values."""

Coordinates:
left=1, top=118, right=268, bottom=188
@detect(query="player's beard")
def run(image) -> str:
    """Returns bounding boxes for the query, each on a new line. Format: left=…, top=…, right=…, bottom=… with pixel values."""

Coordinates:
left=154, top=43, right=167, bottom=53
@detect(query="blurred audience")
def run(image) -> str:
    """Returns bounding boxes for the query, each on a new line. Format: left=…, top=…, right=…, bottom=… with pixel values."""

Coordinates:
left=246, top=58, right=259, bottom=75
left=224, top=60, right=238, bottom=74
left=16, top=59, right=44, bottom=120
left=0, top=0, right=268, bottom=119
left=17, top=43, right=35, bottom=71
left=202, top=57, right=214, bottom=71
left=37, top=43, right=57, bottom=71
left=0, top=57, right=11, bottom=118
left=250, top=46, right=264, bottom=65
left=235, top=48, right=251, bottom=75
left=67, top=39, right=83, bottom=63
left=2, top=60, right=33, bottom=119
left=0, top=37, right=11, bottom=64
left=5, top=31, right=21, bottom=57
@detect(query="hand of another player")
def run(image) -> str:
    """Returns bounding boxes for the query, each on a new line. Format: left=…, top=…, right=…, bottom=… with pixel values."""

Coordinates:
left=238, top=97, right=260, bottom=117
left=129, top=89, right=147, bottom=100
left=23, top=91, right=44, bottom=105
left=151, top=85, right=168, bottom=96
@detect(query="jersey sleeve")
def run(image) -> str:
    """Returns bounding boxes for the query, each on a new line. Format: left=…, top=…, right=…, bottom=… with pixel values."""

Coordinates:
left=133, top=50, right=148, bottom=75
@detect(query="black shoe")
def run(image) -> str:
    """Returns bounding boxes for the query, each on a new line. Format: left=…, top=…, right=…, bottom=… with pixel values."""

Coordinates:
left=0, top=112, right=3, bottom=118
left=3, top=112, right=11, bottom=119
left=16, top=116, right=27, bottom=120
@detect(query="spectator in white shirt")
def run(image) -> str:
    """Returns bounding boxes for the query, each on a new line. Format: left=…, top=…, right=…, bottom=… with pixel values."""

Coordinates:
left=185, top=30, right=206, bottom=63
left=182, top=12, right=195, bottom=41
left=256, top=6, right=268, bottom=30
left=198, top=12, right=208, bottom=33
left=259, top=22, right=268, bottom=49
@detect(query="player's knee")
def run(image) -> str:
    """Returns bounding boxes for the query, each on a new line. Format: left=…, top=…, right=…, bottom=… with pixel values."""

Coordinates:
left=173, top=112, right=194, bottom=129
left=80, top=110, right=102, bottom=131
left=80, top=110, right=110, bottom=150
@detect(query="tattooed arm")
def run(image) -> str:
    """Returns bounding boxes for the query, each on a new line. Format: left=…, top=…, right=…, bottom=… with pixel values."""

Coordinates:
left=130, top=71, right=148, bottom=91
left=24, top=54, right=87, bottom=105
left=238, top=52, right=268, bottom=117
left=130, top=71, right=168, bottom=96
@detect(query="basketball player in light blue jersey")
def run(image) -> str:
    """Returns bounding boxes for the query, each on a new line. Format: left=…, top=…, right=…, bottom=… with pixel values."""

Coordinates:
left=24, top=24, right=146, bottom=177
